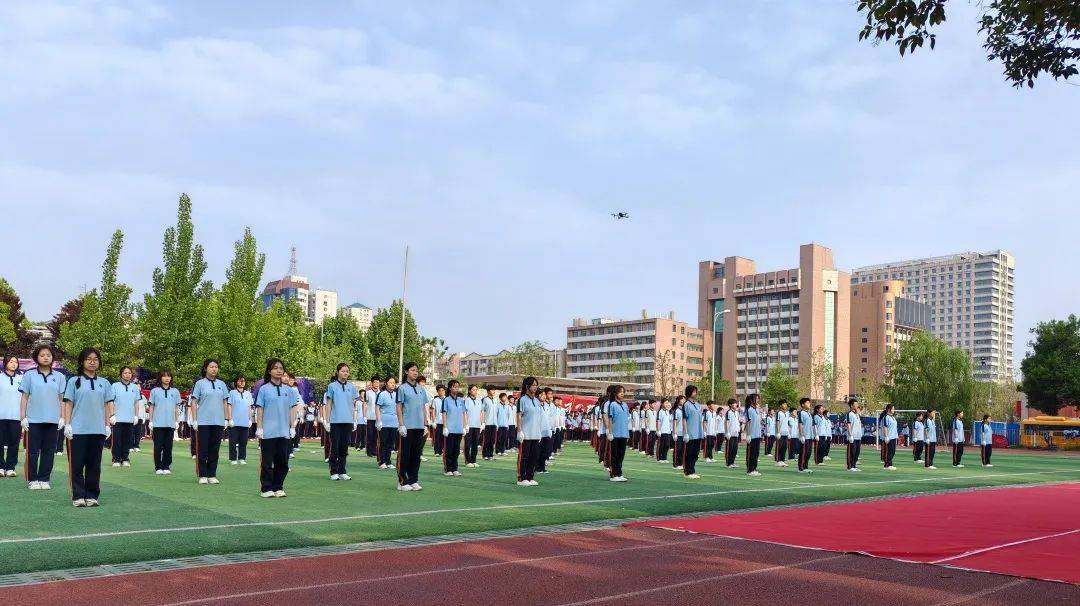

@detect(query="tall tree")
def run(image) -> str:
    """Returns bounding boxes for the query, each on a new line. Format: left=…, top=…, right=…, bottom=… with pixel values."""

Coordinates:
left=1020, top=315, right=1080, bottom=415
left=491, top=340, right=557, bottom=377
left=854, top=375, right=889, bottom=415
left=0, top=301, right=15, bottom=351
left=261, top=299, right=317, bottom=378
left=0, top=278, right=34, bottom=355
left=367, top=300, right=428, bottom=379
left=58, top=230, right=137, bottom=377
left=47, top=297, right=84, bottom=358
left=139, top=194, right=214, bottom=380
left=856, top=0, right=1079, bottom=88
left=210, top=227, right=267, bottom=381
left=799, top=348, right=848, bottom=404
left=318, top=313, right=375, bottom=380
left=886, top=331, right=975, bottom=420
left=694, top=368, right=733, bottom=403
left=652, top=349, right=681, bottom=399
left=761, top=366, right=800, bottom=409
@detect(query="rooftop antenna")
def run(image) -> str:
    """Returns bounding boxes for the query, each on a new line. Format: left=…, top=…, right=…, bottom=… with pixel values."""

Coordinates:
left=287, top=245, right=298, bottom=276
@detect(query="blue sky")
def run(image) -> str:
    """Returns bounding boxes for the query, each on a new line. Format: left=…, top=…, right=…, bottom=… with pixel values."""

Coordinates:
left=1, top=1, right=1076, bottom=368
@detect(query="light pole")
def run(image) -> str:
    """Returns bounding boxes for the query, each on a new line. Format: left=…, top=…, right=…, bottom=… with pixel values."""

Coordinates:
left=711, top=308, right=730, bottom=400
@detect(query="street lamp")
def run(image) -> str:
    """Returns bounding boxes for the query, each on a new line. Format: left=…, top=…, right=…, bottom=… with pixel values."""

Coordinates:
left=711, top=308, right=730, bottom=400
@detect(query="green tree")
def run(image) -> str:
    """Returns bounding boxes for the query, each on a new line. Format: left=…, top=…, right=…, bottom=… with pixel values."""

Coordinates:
left=139, top=194, right=214, bottom=381
left=0, top=301, right=15, bottom=350
left=1020, top=315, right=1080, bottom=415
left=856, top=0, right=1079, bottom=88
left=367, top=300, right=427, bottom=379
left=652, top=349, right=680, bottom=399
left=613, top=356, right=638, bottom=385
left=854, top=375, right=889, bottom=415
left=261, top=299, right=317, bottom=378
left=974, top=378, right=1022, bottom=421
left=492, top=341, right=557, bottom=377
left=886, top=331, right=975, bottom=420
left=58, top=230, right=137, bottom=377
left=0, top=278, right=34, bottom=355
left=761, top=366, right=800, bottom=409
left=209, top=227, right=267, bottom=381
left=317, top=313, right=375, bottom=380
left=694, top=368, right=733, bottom=403
left=47, top=297, right=83, bottom=359
left=799, top=347, right=847, bottom=405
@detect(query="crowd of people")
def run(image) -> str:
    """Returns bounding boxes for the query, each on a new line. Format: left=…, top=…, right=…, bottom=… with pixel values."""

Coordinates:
left=0, top=344, right=1000, bottom=507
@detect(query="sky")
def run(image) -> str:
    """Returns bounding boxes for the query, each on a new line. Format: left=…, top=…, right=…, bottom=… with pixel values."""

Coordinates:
left=1, top=1, right=1077, bottom=368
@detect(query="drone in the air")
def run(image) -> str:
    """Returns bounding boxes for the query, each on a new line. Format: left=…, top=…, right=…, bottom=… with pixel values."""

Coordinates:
left=612, top=212, right=630, bottom=220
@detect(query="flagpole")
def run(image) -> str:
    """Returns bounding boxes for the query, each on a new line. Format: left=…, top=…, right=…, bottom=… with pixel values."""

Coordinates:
left=398, top=244, right=409, bottom=379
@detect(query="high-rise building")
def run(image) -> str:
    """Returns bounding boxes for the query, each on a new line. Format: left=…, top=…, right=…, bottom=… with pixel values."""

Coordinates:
left=849, top=280, right=931, bottom=393
left=260, top=246, right=338, bottom=326
left=698, top=243, right=851, bottom=400
left=852, top=250, right=1015, bottom=382
left=565, top=312, right=711, bottom=397
left=309, top=289, right=338, bottom=326
left=341, top=303, right=374, bottom=331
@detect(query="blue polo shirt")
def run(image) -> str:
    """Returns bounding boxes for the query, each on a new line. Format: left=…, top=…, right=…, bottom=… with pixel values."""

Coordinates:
left=396, top=381, right=430, bottom=429
left=540, top=402, right=553, bottom=438
left=926, top=419, right=937, bottom=442
left=0, top=372, right=22, bottom=421
left=324, top=380, right=359, bottom=424
left=847, top=411, right=863, bottom=442
left=463, top=396, right=483, bottom=429
left=518, top=395, right=545, bottom=440
left=191, top=378, right=228, bottom=426
left=20, top=369, right=65, bottom=424
left=496, top=402, right=510, bottom=427
left=363, top=389, right=379, bottom=420
left=683, top=401, right=704, bottom=440
left=376, top=390, right=398, bottom=427
left=254, top=381, right=299, bottom=439
left=606, top=400, right=630, bottom=439
left=149, top=387, right=180, bottom=427
left=442, top=395, right=465, bottom=433
left=798, top=410, right=814, bottom=440
left=431, top=396, right=444, bottom=424
left=952, top=418, right=965, bottom=443
left=725, top=409, right=740, bottom=437
left=228, top=389, right=254, bottom=428
left=481, top=396, right=498, bottom=426
left=64, top=375, right=114, bottom=435
left=111, top=381, right=141, bottom=423
left=658, top=409, right=672, bottom=434
left=883, top=415, right=898, bottom=440
left=506, top=403, right=517, bottom=427
left=746, top=407, right=762, bottom=439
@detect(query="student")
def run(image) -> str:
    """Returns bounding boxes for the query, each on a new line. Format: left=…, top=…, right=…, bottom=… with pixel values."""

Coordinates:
left=553, top=397, right=566, bottom=455
left=797, top=398, right=814, bottom=473
left=979, top=414, right=994, bottom=467
left=351, top=378, right=366, bottom=453
left=774, top=400, right=790, bottom=467
left=254, top=358, right=300, bottom=498
left=132, top=385, right=147, bottom=454
left=462, top=384, right=483, bottom=468
left=495, top=393, right=510, bottom=456
left=744, top=393, right=763, bottom=476
left=723, top=398, right=741, bottom=468
left=0, top=354, right=22, bottom=478
left=656, top=399, right=673, bottom=462
left=516, top=377, right=543, bottom=486
left=671, top=396, right=685, bottom=470
left=912, top=412, right=926, bottom=462
left=764, top=407, right=777, bottom=456
left=823, top=414, right=833, bottom=460
left=604, top=384, right=630, bottom=482
left=416, top=374, right=431, bottom=464
left=951, top=410, right=966, bottom=468
left=536, top=389, right=553, bottom=473
left=395, top=362, right=430, bottom=491
left=19, top=344, right=65, bottom=490
left=813, top=405, right=829, bottom=466
left=189, top=359, right=229, bottom=485
left=374, top=376, right=398, bottom=469
left=364, top=376, right=381, bottom=458
left=703, top=400, right=717, bottom=463
left=479, top=387, right=498, bottom=461
left=628, top=402, right=640, bottom=454
left=596, top=396, right=608, bottom=466
left=63, top=348, right=115, bottom=507
left=441, top=380, right=465, bottom=477
left=924, top=409, right=939, bottom=469
left=323, top=363, right=359, bottom=481
left=148, top=370, right=180, bottom=474
left=506, top=395, right=518, bottom=453
left=682, top=386, right=704, bottom=479
left=287, top=373, right=306, bottom=456
left=108, top=366, right=140, bottom=468
left=430, top=384, right=445, bottom=456
left=846, top=398, right=863, bottom=472
left=787, top=408, right=799, bottom=462
left=645, top=399, right=659, bottom=457
left=880, top=404, right=898, bottom=470
left=226, top=375, right=253, bottom=465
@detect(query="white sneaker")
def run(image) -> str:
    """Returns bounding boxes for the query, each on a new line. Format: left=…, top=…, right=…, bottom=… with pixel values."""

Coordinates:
left=155, top=469, right=164, bottom=475
left=887, top=466, right=897, bottom=471
left=163, top=469, right=172, bottom=475
left=445, top=472, right=454, bottom=477
left=687, top=473, right=701, bottom=479
left=453, top=471, right=462, bottom=476
left=824, top=456, right=831, bottom=461
left=339, top=474, right=352, bottom=481
left=775, top=461, right=784, bottom=467
left=675, top=466, right=683, bottom=470
left=40, top=482, right=51, bottom=490
left=86, top=499, right=99, bottom=507
left=609, top=476, right=620, bottom=482
left=850, top=467, right=861, bottom=472
left=748, top=471, right=761, bottom=477
left=954, top=464, right=965, bottom=468
left=517, top=480, right=530, bottom=486
left=73, top=499, right=86, bottom=507
left=260, top=491, right=275, bottom=498
left=239, top=460, right=247, bottom=465
left=133, top=448, right=140, bottom=452
left=397, top=484, right=413, bottom=491
left=230, top=460, right=238, bottom=465
left=379, top=464, right=388, bottom=469
left=928, top=465, right=938, bottom=470
left=121, top=461, right=131, bottom=467
left=275, top=490, right=287, bottom=497
left=192, top=455, right=197, bottom=459
left=726, top=464, right=736, bottom=469
left=410, top=483, right=422, bottom=491
left=112, top=462, right=121, bottom=468
left=330, top=474, right=340, bottom=481
left=198, top=477, right=209, bottom=484
left=420, top=456, right=429, bottom=462
left=28, top=481, right=40, bottom=490
left=528, top=480, right=539, bottom=486
left=983, top=464, right=994, bottom=467
left=208, top=477, right=220, bottom=484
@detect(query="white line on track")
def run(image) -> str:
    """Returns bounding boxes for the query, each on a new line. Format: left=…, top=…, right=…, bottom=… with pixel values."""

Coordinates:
left=158, top=533, right=726, bottom=605
left=930, top=578, right=1029, bottom=605
left=1, top=470, right=1076, bottom=545
left=929, top=528, right=1080, bottom=564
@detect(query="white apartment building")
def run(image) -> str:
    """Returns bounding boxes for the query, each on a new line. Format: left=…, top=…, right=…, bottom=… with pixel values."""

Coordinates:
left=309, top=289, right=338, bottom=326
left=852, top=250, right=1015, bottom=382
left=341, top=302, right=374, bottom=331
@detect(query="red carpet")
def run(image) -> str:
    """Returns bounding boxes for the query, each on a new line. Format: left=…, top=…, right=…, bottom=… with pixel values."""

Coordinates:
left=629, top=483, right=1080, bottom=584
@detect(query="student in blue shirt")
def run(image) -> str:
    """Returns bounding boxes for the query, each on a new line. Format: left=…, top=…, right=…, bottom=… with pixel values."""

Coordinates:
left=881, top=404, right=899, bottom=470
left=744, top=393, right=763, bottom=476
left=979, top=414, right=994, bottom=467
left=537, top=388, right=555, bottom=473
left=797, top=398, right=814, bottom=473
left=507, top=395, right=519, bottom=452
left=724, top=397, right=741, bottom=468
left=924, top=409, right=939, bottom=469
left=396, top=362, right=430, bottom=491
left=481, top=387, right=499, bottom=461
left=764, top=407, right=777, bottom=457
left=702, top=401, right=717, bottom=463
left=62, top=348, right=115, bottom=507
left=516, top=377, right=544, bottom=486
left=813, top=405, right=830, bottom=466
left=363, top=376, right=381, bottom=458
left=462, top=384, right=483, bottom=468
left=774, top=400, right=790, bottom=467
left=604, top=384, right=630, bottom=482
left=109, top=366, right=140, bottom=468
left=430, top=384, right=445, bottom=456
left=912, top=411, right=927, bottom=462
left=951, top=410, right=966, bottom=467
left=671, top=396, right=685, bottom=470
left=148, top=370, right=180, bottom=474
left=190, top=359, right=229, bottom=485
left=495, top=393, right=510, bottom=456
left=655, top=399, right=673, bottom=462
left=254, top=358, right=300, bottom=497
left=0, top=354, right=23, bottom=478
left=374, top=376, right=398, bottom=469
left=441, top=380, right=465, bottom=476
left=322, top=363, right=359, bottom=481
left=845, top=398, right=863, bottom=472
left=226, top=375, right=253, bottom=466
left=19, top=344, right=66, bottom=490
left=682, top=387, right=704, bottom=479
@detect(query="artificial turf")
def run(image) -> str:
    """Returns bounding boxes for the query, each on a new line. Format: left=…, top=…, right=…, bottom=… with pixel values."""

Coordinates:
left=1, top=439, right=1077, bottom=576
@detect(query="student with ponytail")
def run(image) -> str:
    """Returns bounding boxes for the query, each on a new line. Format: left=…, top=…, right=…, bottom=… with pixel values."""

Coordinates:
left=845, top=398, right=863, bottom=472
left=744, top=393, right=762, bottom=476
left=254, top=358, right=300, bottom=497
left=63, top=348, right=114, bottom=506
left=516, top=376, right=543, bottom=486
left=148, top=370, right=180, bottom=475
left=723, top=398, right=741, bottom=468
left=924, top=409, right=939, bottom=469
left=671, top=396, right=685, bottom=470
left=951, top=410, right=966, bottom=468
left=604, top=384, right=630, bottom=482
left=374, top=376, right=398, bottom=470
left=813, top=404, right=829, bottom=466
left=109, top=366, right=140, bottom=468
left=774, top=400, right=790, bottom=467
left=0, top=354, right=22, bottom=478
left=226, top=375, right=253, bottom=466
left=463, top=384, right=483, bottom=468
left=322, top=363, right=359, bottom=481
left=441, top=380, right=465, bottom=477
left=19, top=344, right=65, bottom=490
left=881, top=404, right=898, bottom=470
left=190, top=359, right=229, bottom=485
left=682, top=386, right=704, bottom=479
left=395, top=362, right=430, bottom=491
left=912, top=411, right=926, bottom=462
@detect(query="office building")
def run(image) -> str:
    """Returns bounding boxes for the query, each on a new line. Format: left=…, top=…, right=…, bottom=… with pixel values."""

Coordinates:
left=460, top=347, right=566, bottom=379
left=341, top=303, right=374, bottom=331
left=698, top=243, right=851, bottom=400
left=849, top=280, right=931, bottom=393
left=852, top=250, right=1015, bottom=382
left=260, top=246, right=339, bottom=326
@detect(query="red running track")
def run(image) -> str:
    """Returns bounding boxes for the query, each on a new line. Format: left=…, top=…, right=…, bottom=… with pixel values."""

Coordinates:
left=3, top=524, right=1079, bottom=605
left=632, top=482, right=1080, bottom=584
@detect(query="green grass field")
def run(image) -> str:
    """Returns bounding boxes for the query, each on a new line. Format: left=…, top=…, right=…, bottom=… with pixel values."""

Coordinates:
left=1, top=440, right=1077, bottom=576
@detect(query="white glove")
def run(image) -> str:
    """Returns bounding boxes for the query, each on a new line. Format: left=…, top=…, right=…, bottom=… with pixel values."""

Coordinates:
left=64, top=425, right=73, bottom=439
left=353, top=422, right=358, bottom=431
left=398, top=425, right=407, bottom=437
left=443, top=427, right=449, bottom=437
left=191, top=421, right=199, bottom=430
left=227, top=419, right=234, bottom=428
left=517, top=431, right=524, bottom=442
left=607, top=433, right=614, bottom=442
left=173, top=421, right=179, bottom=430
left=109, top=415, right=116, bottom=425
left=463, top=424, right=470, bottom=432
left=57, top=418, right=65, bottom=429
left=289, top=427, right=296, bottom=439
left=21, top=417, right=29, bottom=430
left=375, top=422, right=383, bottom=430
left=323, top=420, right=331, bottom=432
left=428, top=421, right=435, bottom=429
left=105, top=425, right=112, bottom=439
left=148, top=421, right=154, bottom=431
left=256, top=428, right=264, bottom=439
